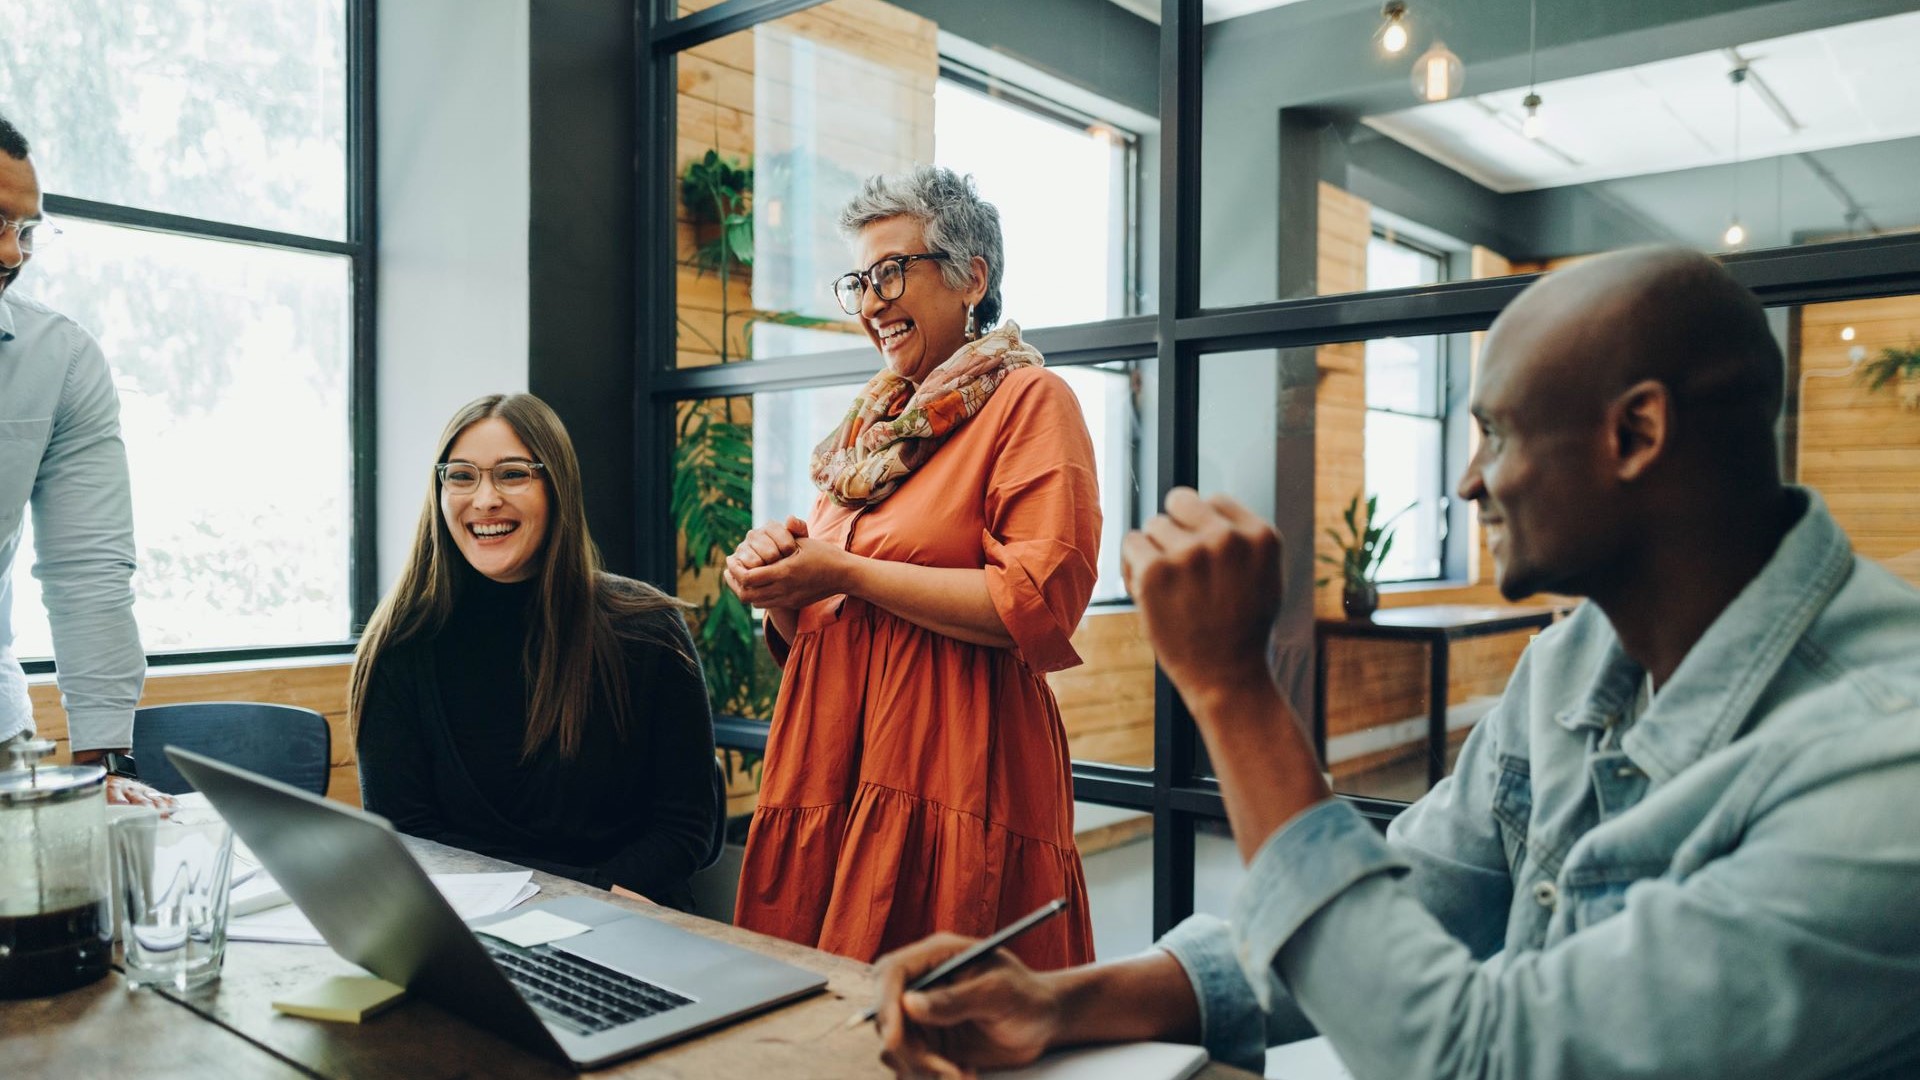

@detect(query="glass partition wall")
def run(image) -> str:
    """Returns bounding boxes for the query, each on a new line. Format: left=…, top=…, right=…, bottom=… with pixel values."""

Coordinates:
left=638, top=0, right=1920, bottom=940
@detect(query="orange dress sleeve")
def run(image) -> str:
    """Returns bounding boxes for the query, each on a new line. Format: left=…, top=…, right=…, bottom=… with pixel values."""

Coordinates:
left=980, top=370, right=1102, bottom=674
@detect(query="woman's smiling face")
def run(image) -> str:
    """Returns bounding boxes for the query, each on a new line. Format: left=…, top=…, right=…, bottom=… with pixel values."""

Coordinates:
left=440, top=417, right=550, bottom=583
left=853, top=215, right=981, bottom=384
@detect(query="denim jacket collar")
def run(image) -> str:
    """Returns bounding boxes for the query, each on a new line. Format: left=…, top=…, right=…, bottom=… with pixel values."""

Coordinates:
left=1553, top=488, right=1854, bottom=784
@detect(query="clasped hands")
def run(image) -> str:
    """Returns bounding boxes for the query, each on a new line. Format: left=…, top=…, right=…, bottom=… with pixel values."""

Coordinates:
left=868, top=487, right=1290, bottom=1078
left=722, top=515, right=852, bottom=612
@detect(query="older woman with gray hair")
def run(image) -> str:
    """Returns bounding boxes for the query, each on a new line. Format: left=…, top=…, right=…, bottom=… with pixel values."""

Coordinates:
left=724, top=166, right=1099, bottom=969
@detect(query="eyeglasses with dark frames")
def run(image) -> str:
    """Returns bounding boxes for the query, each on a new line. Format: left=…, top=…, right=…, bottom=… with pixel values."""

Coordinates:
left=831, top=252, right=951, bottom=316
left=436, top=459, right=547, bottom=494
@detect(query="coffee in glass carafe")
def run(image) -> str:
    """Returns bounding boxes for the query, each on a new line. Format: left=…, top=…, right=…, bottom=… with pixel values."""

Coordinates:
left=0, top=738, right=112, bottom=998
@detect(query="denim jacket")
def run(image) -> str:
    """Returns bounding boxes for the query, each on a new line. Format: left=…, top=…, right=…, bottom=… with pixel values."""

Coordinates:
left=1160, top=489, right=1920, bottom=1078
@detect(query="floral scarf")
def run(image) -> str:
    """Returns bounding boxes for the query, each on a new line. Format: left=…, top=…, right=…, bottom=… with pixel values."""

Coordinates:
left=810, top=322, right=1042, bottom=507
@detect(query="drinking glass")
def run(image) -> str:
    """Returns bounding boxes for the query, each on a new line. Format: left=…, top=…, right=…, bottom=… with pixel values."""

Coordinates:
left=111, top=807, right=234, bottom=991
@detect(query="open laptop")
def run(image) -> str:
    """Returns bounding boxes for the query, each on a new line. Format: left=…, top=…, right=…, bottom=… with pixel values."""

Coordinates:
left=166, top=746, right=827, bottom=1070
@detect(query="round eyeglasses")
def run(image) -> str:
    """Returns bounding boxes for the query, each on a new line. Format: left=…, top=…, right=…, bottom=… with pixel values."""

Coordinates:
left=831, top=252, right=950, bottom=316
left=0, top=213, right=58, bottom=254
left=437, top=460, right=547, bottom=494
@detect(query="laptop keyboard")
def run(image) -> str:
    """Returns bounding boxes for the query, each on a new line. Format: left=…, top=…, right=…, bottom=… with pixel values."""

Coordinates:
left=481, top=937, right=695, bottom=1035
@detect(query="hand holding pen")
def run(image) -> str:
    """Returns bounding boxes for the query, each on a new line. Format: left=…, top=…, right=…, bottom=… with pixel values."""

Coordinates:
left=865, top=899, right=1070, bottom=1077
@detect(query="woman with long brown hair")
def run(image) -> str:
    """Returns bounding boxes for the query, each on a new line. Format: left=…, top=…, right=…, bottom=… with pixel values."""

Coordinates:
left=351, top=393, right=719, bottom=910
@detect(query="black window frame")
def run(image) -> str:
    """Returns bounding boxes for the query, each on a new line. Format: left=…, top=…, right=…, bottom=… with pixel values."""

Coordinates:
left=22, top=0, right=378, bottom=675
left=637, top=0, right=1920, bottom=940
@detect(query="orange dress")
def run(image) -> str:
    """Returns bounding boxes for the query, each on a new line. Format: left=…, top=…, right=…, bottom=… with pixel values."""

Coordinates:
left=734, top=366, right=1099, bottom=969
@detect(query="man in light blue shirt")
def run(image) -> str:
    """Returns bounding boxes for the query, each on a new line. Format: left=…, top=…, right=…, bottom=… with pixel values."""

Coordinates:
left=0, top=114, right=158, bottom=804
left=870, top=247, right=1920, bottom=1078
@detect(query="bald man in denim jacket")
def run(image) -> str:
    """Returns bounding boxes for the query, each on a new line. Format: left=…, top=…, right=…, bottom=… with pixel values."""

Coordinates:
left=872, top=247, right=1920, bottom=1080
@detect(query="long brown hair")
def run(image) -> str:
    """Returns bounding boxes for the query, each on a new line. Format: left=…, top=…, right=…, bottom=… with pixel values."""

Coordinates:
left=349, top=393, right=692, bottom=761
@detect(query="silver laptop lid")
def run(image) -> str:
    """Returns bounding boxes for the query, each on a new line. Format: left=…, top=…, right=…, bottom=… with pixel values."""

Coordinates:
left=164, top=746, right=566, bottom=1063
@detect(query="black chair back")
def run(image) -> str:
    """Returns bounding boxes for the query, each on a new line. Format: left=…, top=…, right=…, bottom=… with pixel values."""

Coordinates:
left=132, top=701, right=332, bottom=797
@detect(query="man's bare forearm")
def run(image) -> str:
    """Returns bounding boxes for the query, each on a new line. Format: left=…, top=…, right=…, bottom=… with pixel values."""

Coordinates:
left=1183, top=672, right=1331, bottom=863
left=1048, top=950, right=1202, bottom=1048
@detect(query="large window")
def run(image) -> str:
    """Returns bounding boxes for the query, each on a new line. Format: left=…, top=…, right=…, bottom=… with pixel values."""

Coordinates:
left=0, top=0, right=370, bottom=659
left=934, top=69, right=1140, bottom=326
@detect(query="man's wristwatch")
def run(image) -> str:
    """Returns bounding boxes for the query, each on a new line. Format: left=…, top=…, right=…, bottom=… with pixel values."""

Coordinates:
left=101, top=751, right=139, bottom=780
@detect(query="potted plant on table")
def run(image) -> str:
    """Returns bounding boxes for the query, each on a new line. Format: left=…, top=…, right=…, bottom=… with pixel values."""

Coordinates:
left=1319, top=494, right=1410, bottom=620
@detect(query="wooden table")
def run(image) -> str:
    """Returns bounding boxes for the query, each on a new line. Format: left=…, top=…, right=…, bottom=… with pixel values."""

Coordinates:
left=4, top=837, right=1255, bottom=1078
left=1314, top=602, right=1569, bottom=789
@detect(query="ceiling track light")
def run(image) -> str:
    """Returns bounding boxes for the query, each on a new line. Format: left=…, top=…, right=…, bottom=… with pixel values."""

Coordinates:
left=1719, top=48, right=1802, bottom=134
left=1725, top=65, right=1747, bottom=249
left=1378, top=1, right=1410, bottom=55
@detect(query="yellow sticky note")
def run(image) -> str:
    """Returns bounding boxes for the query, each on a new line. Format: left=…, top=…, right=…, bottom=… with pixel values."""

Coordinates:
left=272, top=975, right=407, bottom=1023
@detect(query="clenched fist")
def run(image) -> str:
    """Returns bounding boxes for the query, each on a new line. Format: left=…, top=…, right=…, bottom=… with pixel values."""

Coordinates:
left=1121, top=488, right=1284, bottom=718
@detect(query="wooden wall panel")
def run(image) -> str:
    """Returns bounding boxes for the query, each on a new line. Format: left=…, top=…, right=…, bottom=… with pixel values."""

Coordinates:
left=1050, top=609, right=1154, bottom=768
left=1796, top=297, right=1920, bottom=581
left=1320, top=629, right=1531, bottom=778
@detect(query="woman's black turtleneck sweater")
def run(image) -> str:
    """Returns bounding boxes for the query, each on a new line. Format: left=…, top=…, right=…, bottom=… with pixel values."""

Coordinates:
left=355, top=569, right=717, bottom=911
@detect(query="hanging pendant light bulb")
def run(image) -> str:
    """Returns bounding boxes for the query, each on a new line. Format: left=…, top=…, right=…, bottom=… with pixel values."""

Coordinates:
left=1723, top=65, right=1748, bottom=250
left=1378, top=1, right=1410, bottom=55
left=1413, top=42, right=1464, bottom=102
left=1521, top=0, right=1543, bottom=139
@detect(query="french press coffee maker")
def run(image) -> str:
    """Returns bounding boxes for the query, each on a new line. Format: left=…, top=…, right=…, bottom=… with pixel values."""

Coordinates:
left=0, top=738, right=113, bottom=998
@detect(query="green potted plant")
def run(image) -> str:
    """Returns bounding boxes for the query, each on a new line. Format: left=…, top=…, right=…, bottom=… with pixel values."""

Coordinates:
left=1319, top=494, right=1410, bottom=620
left=1858, top=344, right=1920, bottom=411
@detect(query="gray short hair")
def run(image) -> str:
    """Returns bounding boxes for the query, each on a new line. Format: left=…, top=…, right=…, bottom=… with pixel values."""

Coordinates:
left=838, top=166, right=1005, bottom=329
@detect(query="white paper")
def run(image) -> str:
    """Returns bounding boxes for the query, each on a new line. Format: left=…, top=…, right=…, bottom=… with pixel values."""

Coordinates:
left=1264, top=1036, right=1354, bottom=1080
left=172, top=792, right=214, bottom=812
left=230, top=872, right=289, bottom=917
left=477, top=909, right=593, bottom=949
left=986, top=1042, right=1208, bottom=1080
left=229, top=871, right=538, bottom=945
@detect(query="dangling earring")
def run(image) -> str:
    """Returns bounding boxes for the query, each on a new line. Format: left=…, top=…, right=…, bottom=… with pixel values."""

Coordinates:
left=964, top=304, right=978, bottom=340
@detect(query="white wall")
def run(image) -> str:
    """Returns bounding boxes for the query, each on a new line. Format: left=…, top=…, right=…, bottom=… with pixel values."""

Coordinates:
left=376, top=0, right=530, bottom=592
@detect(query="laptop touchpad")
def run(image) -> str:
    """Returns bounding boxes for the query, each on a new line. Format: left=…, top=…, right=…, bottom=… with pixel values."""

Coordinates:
left=553, top=917, right=736, bottom=992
